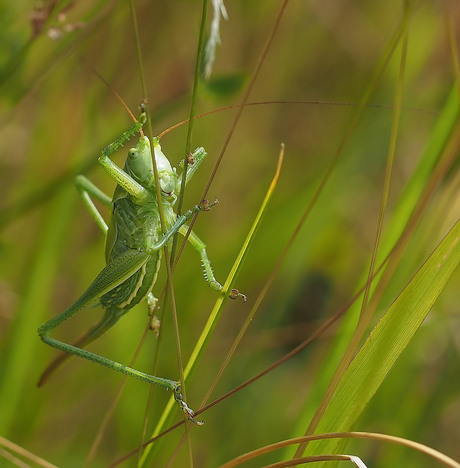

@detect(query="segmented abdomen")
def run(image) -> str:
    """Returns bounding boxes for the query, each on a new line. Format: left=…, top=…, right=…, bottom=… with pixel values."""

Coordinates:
left=100, top=251, right=161, bottom=310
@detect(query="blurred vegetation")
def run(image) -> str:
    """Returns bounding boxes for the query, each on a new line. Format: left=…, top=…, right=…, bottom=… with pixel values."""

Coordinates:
left=0, top=1, right=459, bottom=467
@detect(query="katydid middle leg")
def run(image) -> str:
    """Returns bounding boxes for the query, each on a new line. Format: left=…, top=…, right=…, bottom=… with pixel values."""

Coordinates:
left=178, top=225, right=247, bottom=301
left=75, top=175, right=112, bottom=234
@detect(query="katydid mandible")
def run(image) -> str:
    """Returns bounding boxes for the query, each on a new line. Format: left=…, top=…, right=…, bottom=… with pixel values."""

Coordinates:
left=38, top=112, right=245, bottom=425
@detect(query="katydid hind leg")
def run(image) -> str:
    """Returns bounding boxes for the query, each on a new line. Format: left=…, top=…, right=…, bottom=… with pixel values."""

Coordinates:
left=40, top=314, right=202, bottom=423
left=38, top=249, right=150, bottom=338
left=37, top=249, right=202, bottom=423
left=38, top=307, right=126, bottom=386
left=38, top=249, right=149, bottom=383
left=40, top=335, right=181, bottom=392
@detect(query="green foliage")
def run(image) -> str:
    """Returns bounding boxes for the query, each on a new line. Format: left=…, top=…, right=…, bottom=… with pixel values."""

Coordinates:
left=202, top=72, right=248, bottom=101
left=0, top=1, right=459, bottom=467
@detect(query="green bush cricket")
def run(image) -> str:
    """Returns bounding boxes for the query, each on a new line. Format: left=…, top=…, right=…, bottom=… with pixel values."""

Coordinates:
left=38, top=111, right=245, bottom=425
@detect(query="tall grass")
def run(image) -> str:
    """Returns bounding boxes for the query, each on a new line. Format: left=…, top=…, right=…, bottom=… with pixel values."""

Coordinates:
left=0, top=1, right=459, bottom=467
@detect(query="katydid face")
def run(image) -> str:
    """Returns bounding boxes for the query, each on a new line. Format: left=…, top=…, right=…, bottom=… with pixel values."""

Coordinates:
left=127, top=136, right=179, bottom=198
left=126, top=136, right=153, bottom=186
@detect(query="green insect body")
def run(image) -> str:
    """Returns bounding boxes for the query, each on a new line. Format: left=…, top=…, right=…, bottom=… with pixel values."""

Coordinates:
left=38, top=113, right=244, bottom=425
left=102, top=137, right=173, bottom=311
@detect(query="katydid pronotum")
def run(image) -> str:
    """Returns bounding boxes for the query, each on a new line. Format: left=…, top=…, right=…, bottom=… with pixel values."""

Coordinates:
left=38, top=112, right=245, bottom=425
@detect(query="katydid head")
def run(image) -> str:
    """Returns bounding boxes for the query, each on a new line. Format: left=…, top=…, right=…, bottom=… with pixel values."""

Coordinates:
left=127, top=136, right=154, bottom=186
left=127, top=135, right=179, bottom=198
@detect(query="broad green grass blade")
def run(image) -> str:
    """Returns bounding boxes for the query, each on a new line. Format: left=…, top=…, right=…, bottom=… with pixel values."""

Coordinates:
left=0, top=188, right=75, bottom=435
left=302, top=216, right=460, bottom=458
left=291, top=83, right=460, bottom=449
left=378, top=85, right=460, bottom=262
left=140, top=146, right=284, bottom=466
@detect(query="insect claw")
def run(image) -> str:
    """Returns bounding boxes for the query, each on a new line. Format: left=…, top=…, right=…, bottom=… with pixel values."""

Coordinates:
left=199, top=199, right=211, bottom=211
left=199, top=197, right=219, bottom=212
left=174, top=385, right=204, bottom=426
left=229, top=288, right=247, bottom=302
left=139, top=100, right=147, bottom=113
left=187, top=152, right=195, bottom=165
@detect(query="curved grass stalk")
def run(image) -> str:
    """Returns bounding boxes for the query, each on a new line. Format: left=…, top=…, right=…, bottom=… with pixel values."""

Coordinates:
left=0, top=435, right=58, bottom=468
left=219, top=432, right=460, bottom=468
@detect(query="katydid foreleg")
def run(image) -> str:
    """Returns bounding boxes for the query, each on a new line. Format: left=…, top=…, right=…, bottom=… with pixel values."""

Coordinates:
left=181, top=147, right=207, bottom=187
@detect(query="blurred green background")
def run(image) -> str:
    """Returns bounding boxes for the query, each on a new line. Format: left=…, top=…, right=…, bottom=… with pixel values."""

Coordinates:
left=0, top=1, right=459, bottom=467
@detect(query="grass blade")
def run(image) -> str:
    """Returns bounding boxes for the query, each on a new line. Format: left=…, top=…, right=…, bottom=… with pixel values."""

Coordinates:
left=301, top=216, right=460, bottom=457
